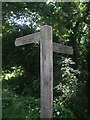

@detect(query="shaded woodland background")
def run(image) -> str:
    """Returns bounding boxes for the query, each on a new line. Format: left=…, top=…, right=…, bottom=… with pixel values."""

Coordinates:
left=2, top=2, right=90, bottom=119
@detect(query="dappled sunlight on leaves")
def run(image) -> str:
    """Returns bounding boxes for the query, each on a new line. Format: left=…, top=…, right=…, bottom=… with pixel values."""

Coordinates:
left=2, top=66, right=24, bottom=80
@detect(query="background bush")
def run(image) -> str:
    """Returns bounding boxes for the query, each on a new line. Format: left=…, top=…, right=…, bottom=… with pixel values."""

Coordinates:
left=2, top=2, right=89, bottom=119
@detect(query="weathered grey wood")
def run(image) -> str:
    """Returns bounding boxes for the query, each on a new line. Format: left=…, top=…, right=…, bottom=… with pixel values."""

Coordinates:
left=15, top=33, right=73, bottom=55
left=15, top=25, right=73, bottom=119
left=40, top=25, right=53, bottom=118
left=15, top=32, right=40, bottom=46
left=53, top=42, right=73, bottom=55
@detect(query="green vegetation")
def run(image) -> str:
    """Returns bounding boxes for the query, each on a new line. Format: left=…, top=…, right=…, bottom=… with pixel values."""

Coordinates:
left=2, top=1, right=89, bottom=119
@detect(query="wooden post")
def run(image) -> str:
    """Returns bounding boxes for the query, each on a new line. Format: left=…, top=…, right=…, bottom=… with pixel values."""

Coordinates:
left=15, top=24, right=73, bottom=119
left=40, top=25, right=53, bottom=118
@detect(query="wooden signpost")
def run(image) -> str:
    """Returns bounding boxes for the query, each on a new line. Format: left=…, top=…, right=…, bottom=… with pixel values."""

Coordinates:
left=15, top=25, right=73, bottom=119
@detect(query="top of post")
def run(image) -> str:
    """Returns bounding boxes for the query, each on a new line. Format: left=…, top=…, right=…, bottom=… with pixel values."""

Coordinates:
left=41, top=25, right=52, bottom=29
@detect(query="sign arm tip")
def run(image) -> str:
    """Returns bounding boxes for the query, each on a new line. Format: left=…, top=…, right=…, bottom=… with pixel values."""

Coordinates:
left=15, top=39, right=18, bottom=46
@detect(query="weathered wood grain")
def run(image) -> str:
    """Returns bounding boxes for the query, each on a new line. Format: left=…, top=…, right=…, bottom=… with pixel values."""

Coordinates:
left=53, top=42, right=73, bottom=55
left=15, top=25, right=73, bottom=119
left=40, top=25, right=53, bottom=118
left=15, top=32, right=40, bottom=46
left=15, top=32, right=73, bottom=55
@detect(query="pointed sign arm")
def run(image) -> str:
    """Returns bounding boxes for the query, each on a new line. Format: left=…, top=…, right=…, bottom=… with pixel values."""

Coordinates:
left=53, top=42, right=73, bottom=55
left=15, top=32, right=40, bottom=46
left=15, top=32, right=73, bottom=55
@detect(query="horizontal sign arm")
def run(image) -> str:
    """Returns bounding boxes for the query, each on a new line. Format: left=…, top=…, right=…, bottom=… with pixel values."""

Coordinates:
left=15, top=32, right=73, bottom=55
left=15, top=32, right=40, bottom=46
left=53, top=42, right=73, bottom=55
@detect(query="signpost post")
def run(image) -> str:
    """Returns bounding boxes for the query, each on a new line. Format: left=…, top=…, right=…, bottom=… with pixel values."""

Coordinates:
left=15, top=25, right=73, bottom=119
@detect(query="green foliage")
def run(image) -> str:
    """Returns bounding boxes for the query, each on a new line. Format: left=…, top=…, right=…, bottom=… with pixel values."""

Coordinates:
left=54, top=57, right=79, bottom=101
left=68, top=83, right=88, bottom=118
left=2, top=74, right=40, bottom=97
left=32, top=78, right=40, bottom=95
left=3, top=84, right=40, bottom=119
left=2, top=2, right=89, bottom=119
left=53, top=100, right=75, bottom=119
